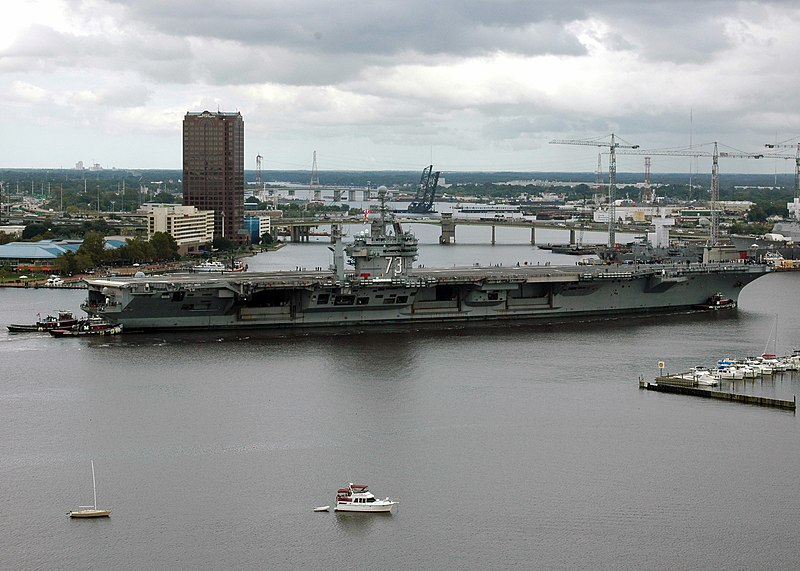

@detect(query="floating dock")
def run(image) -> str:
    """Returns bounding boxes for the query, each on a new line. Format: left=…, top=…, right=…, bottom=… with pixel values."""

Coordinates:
left=639, top=377, right=796, bottom=411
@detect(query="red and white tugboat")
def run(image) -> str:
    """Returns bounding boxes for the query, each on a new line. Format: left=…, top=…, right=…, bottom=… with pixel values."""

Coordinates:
left=692, top=292, right=736, bottom=311
left=334, top=483, right=398, bottom=513
left=49, top=317, right=122, bottom=337
left=7, top=310, right=79, bottom=333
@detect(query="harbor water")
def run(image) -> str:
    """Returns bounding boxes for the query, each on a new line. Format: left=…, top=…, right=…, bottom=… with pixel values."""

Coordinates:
left=2, top=230, right=799, bottom=570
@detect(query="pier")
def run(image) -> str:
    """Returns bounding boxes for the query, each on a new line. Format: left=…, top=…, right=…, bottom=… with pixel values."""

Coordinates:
left=639, top=377, right=796, bottom=411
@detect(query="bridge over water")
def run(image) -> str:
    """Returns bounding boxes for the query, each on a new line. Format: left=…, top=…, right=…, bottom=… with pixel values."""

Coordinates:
left=272, top=215, right=652, bottom=245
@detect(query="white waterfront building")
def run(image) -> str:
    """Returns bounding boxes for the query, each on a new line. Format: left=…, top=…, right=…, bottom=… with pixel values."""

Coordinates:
left=141, top=203, right=215, bottom=254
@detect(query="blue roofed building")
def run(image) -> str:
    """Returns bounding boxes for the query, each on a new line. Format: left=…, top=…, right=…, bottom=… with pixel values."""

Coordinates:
left=0, top=238, right=127, bottom=272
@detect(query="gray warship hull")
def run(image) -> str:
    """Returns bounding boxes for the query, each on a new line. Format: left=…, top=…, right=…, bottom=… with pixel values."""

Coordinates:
left=730, top=234, right=800, bottom=259
left=81, top=263, right=768, bottom=332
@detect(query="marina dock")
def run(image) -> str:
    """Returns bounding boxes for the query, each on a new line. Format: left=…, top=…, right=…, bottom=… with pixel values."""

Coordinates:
left=639, top=377, right=796, bottom=411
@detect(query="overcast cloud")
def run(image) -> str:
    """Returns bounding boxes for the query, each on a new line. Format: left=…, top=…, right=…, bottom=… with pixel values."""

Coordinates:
left=1, top=0, right=799, bottom=174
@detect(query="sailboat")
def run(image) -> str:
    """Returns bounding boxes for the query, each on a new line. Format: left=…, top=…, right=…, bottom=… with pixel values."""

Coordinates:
left=761, top=314, right=780, bottom=359
left=68, top=461, right=111, bottom=518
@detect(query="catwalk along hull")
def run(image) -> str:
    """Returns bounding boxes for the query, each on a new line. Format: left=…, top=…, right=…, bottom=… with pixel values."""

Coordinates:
left=81, top=263, right=768, bottom=332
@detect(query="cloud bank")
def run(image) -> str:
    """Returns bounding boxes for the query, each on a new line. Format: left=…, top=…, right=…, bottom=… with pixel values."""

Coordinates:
left=1, top=0, right=798, bottom=173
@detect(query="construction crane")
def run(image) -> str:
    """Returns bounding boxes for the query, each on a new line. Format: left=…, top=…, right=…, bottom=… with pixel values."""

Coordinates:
left=643, top=156, right=653, bottom=204
left=550, top=134, right=639, bottom=247
left=764, top=138, right=800, bottom=195
left=407, top=165, right=440, bottom=214
left=615, top=142, right=763, bottom=246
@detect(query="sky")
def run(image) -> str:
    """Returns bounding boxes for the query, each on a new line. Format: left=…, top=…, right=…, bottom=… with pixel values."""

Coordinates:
left=2, top=0, right=800, bottom=176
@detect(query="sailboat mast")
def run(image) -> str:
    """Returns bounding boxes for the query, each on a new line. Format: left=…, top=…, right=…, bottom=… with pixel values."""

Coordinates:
left=774, top=314, right=779, bottom=355
left=763, top=315, right=779, bottom=356
left=91, top=460, right=97, bottom=509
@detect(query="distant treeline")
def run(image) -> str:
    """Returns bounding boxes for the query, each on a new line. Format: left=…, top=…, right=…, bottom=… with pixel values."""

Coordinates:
left=0, top=168, right=795, bottom=189
left=0, top=168, right=796, bottom=217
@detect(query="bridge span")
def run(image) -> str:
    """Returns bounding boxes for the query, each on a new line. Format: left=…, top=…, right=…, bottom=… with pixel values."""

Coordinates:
left=271, top=215, right=646, bottom=245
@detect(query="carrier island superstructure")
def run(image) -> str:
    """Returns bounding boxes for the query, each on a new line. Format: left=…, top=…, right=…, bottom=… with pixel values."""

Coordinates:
left=81, top=188, right=769, bottom=332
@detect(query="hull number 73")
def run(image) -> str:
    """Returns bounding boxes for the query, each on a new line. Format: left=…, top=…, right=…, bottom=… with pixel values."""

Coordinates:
left=385, top=256, right=403, bottom=276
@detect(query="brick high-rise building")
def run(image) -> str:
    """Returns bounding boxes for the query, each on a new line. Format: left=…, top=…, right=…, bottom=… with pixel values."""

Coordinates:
left=182, top=110, right=247, bottom=244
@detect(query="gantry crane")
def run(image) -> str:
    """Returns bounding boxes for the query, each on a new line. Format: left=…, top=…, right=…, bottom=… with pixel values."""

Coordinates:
left=550, top=134, right=639, bottom=247
left=615, top=142, right=763, bottom=246
left=408, top=165, right=440, bottom=214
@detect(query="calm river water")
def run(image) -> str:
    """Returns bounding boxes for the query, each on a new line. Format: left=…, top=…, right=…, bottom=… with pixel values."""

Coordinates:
left=2, top=229, right=799, bottom=570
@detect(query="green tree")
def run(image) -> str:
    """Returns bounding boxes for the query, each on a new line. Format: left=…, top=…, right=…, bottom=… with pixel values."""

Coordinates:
left=81, top=219, right=111, bottom=235
left=212, top=236, right=235, bottom=251
left=58, top=251, right=79, bottom=275
left=22, top=223, right=49, bottom=240
left=78, top=231, right=107, bottom=267
left=125, top=236, right=156, bottom=263
left=150, top=232, right=179, bottom=261
left=152, top=192, right=176, bottom=204
left=747, top=204, right=767, bottom=222
left=58, top=250, right=95, bottom=274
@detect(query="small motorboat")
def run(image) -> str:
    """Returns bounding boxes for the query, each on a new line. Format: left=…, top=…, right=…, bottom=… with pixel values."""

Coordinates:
left=696, top=374, right=720, bottom=386
left=192, top=260, right=227, bottom=272
left=7, top=310, right=79, bottom=333
left=715, top=360, right=744, bottom=380
left=193, top=260, right=246, bottom=272
left=334, top=483, right=398, bottom=513
left=681, top=366, right=719, bottom=386
left=313, top=506, right=330, bottom=512
left=45, top=275, right=65, bottom=287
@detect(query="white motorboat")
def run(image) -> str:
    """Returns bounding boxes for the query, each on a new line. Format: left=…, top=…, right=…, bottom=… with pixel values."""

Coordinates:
left=743, top=359, right=766, bottom=376
left=714, top=368, right=735, bottom=380
left=193, top=260, right=227, bottom=272
left=696, top=374, right=720, bottom=386
left=756, top=359, right=775, bottom=375
left=68, top=461, right=111, bottom=518
left=715, top=361, right=744, bottom=380
left=761, top=354, right=787, bottom=372
left=678, top=366, right=719, bottom=385
left=736, top=364, right=758, bottom=379
left=334, top=483, right=398, bottom=513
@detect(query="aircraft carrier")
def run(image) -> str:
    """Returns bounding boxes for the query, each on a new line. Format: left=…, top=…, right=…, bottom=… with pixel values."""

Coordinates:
left=81, top=188, right=770, bottom=332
